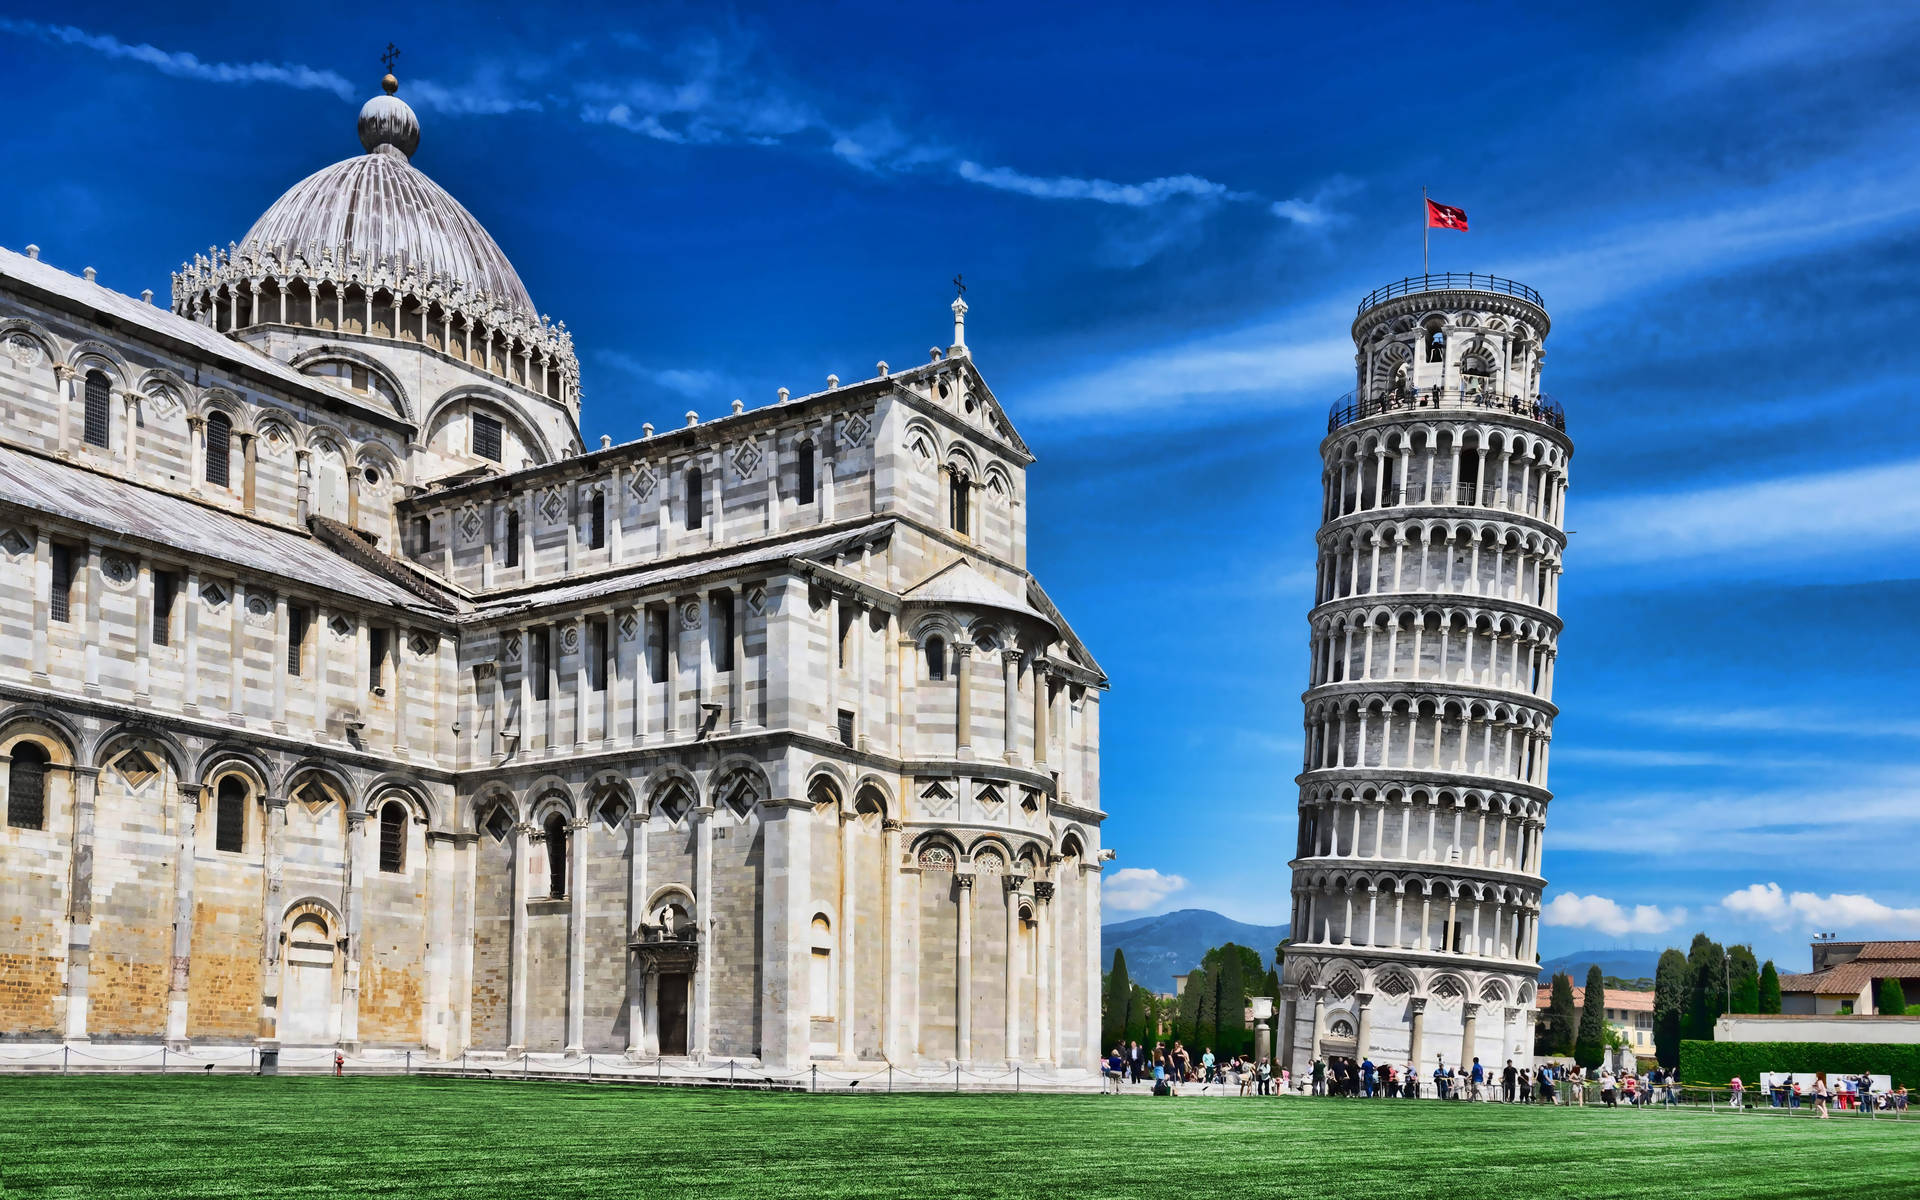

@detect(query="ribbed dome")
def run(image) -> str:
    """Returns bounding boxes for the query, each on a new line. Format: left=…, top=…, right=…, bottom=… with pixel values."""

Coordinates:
left=238, top=87, right=536, bottom=319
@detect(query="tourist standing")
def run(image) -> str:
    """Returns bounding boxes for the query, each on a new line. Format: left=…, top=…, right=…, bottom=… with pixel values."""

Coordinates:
left=1502, top=1059, right=1517, bottom=1103
left=1730, top=1075, right=1744, bottom=1111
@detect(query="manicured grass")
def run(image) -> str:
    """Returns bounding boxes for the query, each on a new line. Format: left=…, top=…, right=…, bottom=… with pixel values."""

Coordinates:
left=1, top=1076, right=1914, bottom=1199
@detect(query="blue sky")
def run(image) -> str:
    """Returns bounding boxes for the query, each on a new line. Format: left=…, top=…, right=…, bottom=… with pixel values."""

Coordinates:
left=4, top=2, right=1919, bottom=971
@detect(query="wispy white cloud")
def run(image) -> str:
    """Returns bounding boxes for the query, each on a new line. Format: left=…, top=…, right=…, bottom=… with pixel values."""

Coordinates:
left=954, top=161, right=1238, bottom=207
left=1542, top=892, right=1687, bottom=937
left=1269, top=175, right=1362, bottom=229
left=1625, top=708, right=1920, bottom=741
left=596, top=351, right=723, bottom=399
left=1576, top=457, right=1920, bottom=571
left=0, top=18, right=354, bottom=99
left=1722, top=881, right=1920, bottom=932
left=1103, top=867, right=1189, bottom=913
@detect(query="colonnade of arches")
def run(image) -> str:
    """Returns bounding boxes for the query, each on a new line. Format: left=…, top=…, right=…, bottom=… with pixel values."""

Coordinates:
left=1294, top=783, right=1545, bottom=875
left=1322, top=422, right=1567, bottom=525
left=1289, top=870, right=1541, bottom=964
left=1308, top=603, right=1558, bottom=700
left=1315, top=518, right=1562, bottom=611
left=1302, top=693, right=1552, bottom=785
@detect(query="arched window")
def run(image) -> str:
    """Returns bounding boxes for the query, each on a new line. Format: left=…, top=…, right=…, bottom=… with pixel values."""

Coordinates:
left=796, top=439, right=816, bottom=504
left=949, top=470, right=970, bottom=535
left=543, top=812, right=568, bottom=898
left=588, top=491, right=606, bottom=550
left=687, top=467, right=705, bottom=530
left=1424, top=325, right=1445, bottom=364
left=378, top=801, right=407, bottom=873
left=810, top=914, right=835, bottom=1018
left=205, top=411, right=232, bottom=487
left=6, top=742, right=49, bottom=830
left=925, top=636, right=946, bottom=681
left=214, top=776, right=247, bottom=853
left=82, top=370, right=111, bottom=448
left=504, top=510, right=521, bottom=568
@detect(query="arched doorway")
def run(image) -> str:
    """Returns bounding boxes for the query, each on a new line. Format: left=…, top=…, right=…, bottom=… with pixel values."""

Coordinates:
left=281, top=907, right=338, bottom=1044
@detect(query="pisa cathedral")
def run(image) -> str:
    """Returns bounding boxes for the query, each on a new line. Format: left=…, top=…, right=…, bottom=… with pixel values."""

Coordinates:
left=0, top=73, right=1107, bottom=1072
left=1283, top=275, right=1570, bottom=1079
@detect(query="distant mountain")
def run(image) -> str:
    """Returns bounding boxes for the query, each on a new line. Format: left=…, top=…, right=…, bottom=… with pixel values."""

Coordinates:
left=1538, top=949, right=1662, bottom=985
left=1102, top=909, right=1289, bottom=992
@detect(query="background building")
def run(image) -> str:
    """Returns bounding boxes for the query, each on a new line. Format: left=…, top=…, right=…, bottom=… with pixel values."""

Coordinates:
left=1780, top=940, right=1920, bottom=1016
left=1534, top=984, right=1654, bottom=1057
left=1282, top=274, right=1570, bottom=1077
left=0, top=73, right=1107, bottom=1072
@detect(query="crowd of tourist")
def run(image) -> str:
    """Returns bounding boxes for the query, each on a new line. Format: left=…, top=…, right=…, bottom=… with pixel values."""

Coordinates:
left=1732, top=1073, right=1911, bottom=1116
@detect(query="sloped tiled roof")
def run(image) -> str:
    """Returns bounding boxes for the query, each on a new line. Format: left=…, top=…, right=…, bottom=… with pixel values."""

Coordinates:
left=903, top=558, right=1051, bottom=624
left=1536, top=986, right=1654, bottom=1013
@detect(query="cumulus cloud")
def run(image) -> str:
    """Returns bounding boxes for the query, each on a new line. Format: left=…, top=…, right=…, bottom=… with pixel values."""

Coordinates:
left=1103, top=867, right=1188, bottom=913
left=1722, top=882, right=1920, bottom=932
left=1542, top=892, right=1686, bottom=937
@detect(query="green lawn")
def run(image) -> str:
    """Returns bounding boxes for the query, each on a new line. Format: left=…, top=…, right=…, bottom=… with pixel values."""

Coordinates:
left=1, top=1077, right=1913, bottom=1199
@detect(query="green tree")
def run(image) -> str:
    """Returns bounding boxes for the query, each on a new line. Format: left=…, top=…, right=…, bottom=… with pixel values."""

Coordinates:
left=1263, top=967, right=1283, bottom=1008
left=1195, top=968, right=1219, bottom=1054
left=1759, top=961, right=1782, bottom=1015
left=1175, top=969, right=1206, bottom=1047
left=1102, top=950, right=1132, bottom=1052
left=1213, top=949, right=1250, bottom=1055
left=1124, top=983, right=1157, bottom=1044
left=1878, top=978, right=1908, bottom=1016
left=1728, top=945, right=1760, bottom=1014
left=1574, top=965, right=1608, bottom=1069
left=1546, top=972, right=1579, bottom=1057
left=1685, top=933, right=1727, bottom=1041
left=1653, top=948, right=1690, bottom=1069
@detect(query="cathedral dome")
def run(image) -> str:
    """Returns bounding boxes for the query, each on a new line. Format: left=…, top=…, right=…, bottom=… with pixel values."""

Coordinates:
left=236, top=78, right=536, bottom=319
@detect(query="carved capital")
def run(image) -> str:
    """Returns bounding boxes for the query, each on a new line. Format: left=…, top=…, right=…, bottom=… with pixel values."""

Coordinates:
left=954, top=872, right=975, bottom=891
left=1031, top=881, right=1055, bottom=903
left=1409, top=997, right=1428, bottom=1015
left=882, top=818, right=904, bottom=833
left=1461, top=1001, right=1480, bottom=1019
left=1353, top=990, right=1374, bottom=1010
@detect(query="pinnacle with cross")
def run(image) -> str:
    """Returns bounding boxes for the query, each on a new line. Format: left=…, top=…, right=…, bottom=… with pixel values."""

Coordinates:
left=382, top=43, right=401, bottom=74
left=953, top=274, right=966, bottom=298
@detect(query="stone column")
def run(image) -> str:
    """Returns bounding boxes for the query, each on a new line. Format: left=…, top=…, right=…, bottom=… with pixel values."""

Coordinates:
left=758, top=797, right=812, bottom=1071
left=1308, top=988, right=1327, bottom=1068
left=507, top=822, right=531, bottom=1055
left=572, top=618, right=589, bottom=752
left=1031, top=880, right=1054, bottom=1064
left=1460, top=1001, right=1480, bottom=1084
left=1032, top=666, right=1050, bottom=766
left=30, top=532, right=51, bottom=683
left=955, top=872, right=975, bottom=1063
left=694, top=802, right=716, bottom=1060
left=838, top=809, right=857, bottom=1060
left=423, top=829, right=458, bottom=1057
left=566, top=816, right=590, bottom=1052
left=730, top=590, right=746, bottom=732
left=1409, top=996, right=1427, bottom=1076
left=63, top=766, right=101, bottom=1042
left=627, top=809, right=652, bottom=1057
left=133, top=560, right=153, bottom=704
left=1354, top=990, right=1374, bottom=1062
left=338, top=810, right=367, bottom=1051
left=257, top=796, right=287, bottom=1046
left=1084, top=860, right=1101, bottom=1064
left=1278, top=985, right=1298, bottom=1074
left=882, top=819, right=907, bottom=1061
left=82, top=544, right=101, bottom=696
left=165, top=783, right=202, bottom=1049
left=1001, top=651, right=1019, bottom=764
left=954, top=644, right=973, bottom=759
left=605, top=607, right=622, bottom=743
left=1003, top=874, right=1023, bottom=1062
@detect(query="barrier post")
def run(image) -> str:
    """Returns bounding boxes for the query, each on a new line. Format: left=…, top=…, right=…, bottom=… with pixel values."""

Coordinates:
left=406, top=1050, right=412, bottom=1076
left=1015, top=1067, right=1020, bottom=1094
left=63, top=1046, right=69, bottom=1074
left=524, top=1054, right=530, bottom=1078
left=587, top=1055, right=593, bottom=1082
left=730, top=1059, right=735, bottom=1088
left=810, top=1064, right=817, bottom=1094
left=955, top=1064, right=960, bottom=1093
left=161, top=1046, right=167, bottom=1073
left=461, top=1051, right=467, bottom=1075
left=888, top=1064, right=893, bottom=1094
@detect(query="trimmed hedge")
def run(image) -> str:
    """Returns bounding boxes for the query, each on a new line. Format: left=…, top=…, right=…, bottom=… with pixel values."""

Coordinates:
left=1679, top=1039, right=1920, bottom=1088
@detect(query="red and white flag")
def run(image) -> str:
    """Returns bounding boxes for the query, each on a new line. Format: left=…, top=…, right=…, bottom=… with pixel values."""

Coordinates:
left=1426, top=199, right=1469, bottom=231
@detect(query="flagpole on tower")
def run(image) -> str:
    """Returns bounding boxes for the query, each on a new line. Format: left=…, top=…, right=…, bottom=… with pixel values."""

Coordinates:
left=1423, top=185, right=1429, bottom=276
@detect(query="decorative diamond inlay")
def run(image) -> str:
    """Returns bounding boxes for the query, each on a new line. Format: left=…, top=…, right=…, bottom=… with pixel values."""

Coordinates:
left=409, top=633, right=434, bottom=657
left=459, top=504, right=484, bottom=542
left=628, top=463, right=657, bottom=503
left=115, top=750, right=159, bottom=791
left=618, top=611, right=639, bottom=640
left=484, top=807, right=514, bottom=843
left=201, top=581, right=228, bottom=609
left=538, top=487, right=565, bottom=524
left=733, top=440, right=762, bottom=478
left=842, top=413, right=871, bottom=446
left=746, top=585, right=767, bottom=616
left=258, top=422, right=288, bottom=454
left=0, top=529, right=29, bottom=559
left=598, top=797, right=628, bottom=829
left=328, top=614, right=352, bottom=638
left=503, top=633, right=522, bottom=662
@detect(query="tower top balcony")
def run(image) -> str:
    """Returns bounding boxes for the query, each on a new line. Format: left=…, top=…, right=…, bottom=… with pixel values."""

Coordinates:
left=1357, top=273, right=1543, bottom=316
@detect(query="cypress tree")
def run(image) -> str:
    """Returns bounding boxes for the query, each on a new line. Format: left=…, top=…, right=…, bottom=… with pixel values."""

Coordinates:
left=1653, top=948, right=1689, bottom=1069
left=1878, top=978, right=1907, bottom=1016
left=1216, top=950, right=1249, bottom=1055
left=1195, top=969, right=1219, bottom=1055
left=1547, top=972, right=1579, bottom=1056
left=1727, top=945, right=1760, bottom=1014
left=1102, top=950, right=1132, bottom=1052
left=1574, top=965, right=1607, bottom=1069
left=1685, top=933, right=1726, bottom=1041
left=1176, top=969, right=1206, bottom=1047
left=1758, top=961, right=1782, bottom=1015
left=1264, top=967, right=1283, bottom=1007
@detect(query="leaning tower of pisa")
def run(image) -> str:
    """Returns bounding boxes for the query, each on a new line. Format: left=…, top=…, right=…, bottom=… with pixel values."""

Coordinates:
left=1281, top=274, right=1571, bottom=1085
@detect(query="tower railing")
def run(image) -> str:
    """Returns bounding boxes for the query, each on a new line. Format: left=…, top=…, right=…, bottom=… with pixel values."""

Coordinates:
left=1327, top=387, right=1566, bottom=434
left=1358, top=273, right=1543, bottom=314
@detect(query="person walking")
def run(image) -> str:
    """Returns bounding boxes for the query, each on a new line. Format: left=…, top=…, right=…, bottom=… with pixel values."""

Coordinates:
left=1312, top=1056, right=1326, bottom=1097
left=1813, top=1076, right=1830, bottom=1119
left=1361, top=1056, right=1376, bottom=1098
left=1730, top=1075, right=1744, bottom=1111
left=1469, top=1057, right=1484, bottom=1101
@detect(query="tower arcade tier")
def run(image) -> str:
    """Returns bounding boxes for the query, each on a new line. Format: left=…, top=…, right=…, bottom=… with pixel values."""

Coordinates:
left=1282, top=274, right=1572, bottom=1083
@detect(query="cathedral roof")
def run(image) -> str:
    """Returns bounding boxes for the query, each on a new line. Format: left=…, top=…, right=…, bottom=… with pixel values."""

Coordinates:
left=904, top=559, right=1052, bottom=625
left=235, top=77, right=538, bottom=320
left=0, top=443, right=439, bottom=613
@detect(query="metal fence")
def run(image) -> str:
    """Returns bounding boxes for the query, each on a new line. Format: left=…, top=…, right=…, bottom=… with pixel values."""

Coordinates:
left=1358, top=274, right=1544, bottom=313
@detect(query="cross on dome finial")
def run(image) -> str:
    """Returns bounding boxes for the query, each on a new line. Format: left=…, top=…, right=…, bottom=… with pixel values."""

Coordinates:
left=953, top=273, right=965, bottom=298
